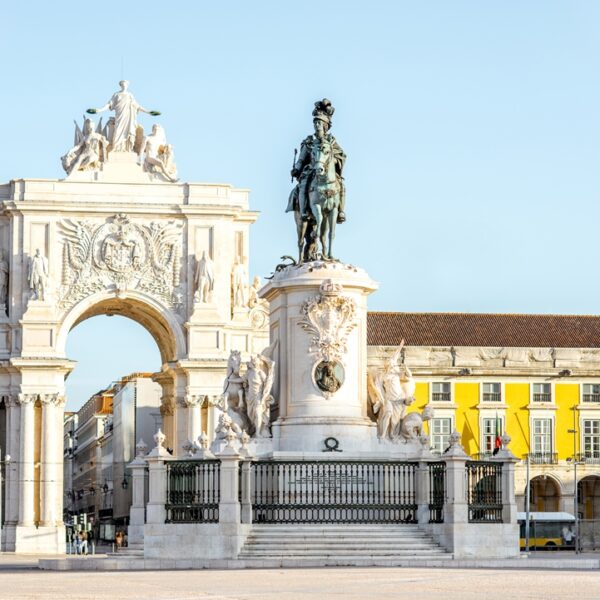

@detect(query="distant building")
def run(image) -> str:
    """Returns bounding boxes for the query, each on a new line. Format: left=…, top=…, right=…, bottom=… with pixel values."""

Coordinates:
left=64, top=373, right=161, bottom=542
left=367, top=312, right=600, bottom=524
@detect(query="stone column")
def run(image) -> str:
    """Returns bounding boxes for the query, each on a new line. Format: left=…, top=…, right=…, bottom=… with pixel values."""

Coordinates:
left=5, top=395, right=20, bottom=527
left=40, top=393, right=63, bottom=526
left=17, top=394, right=36, bottom=526
left=145, top=430, right=170, bottom=525
left=127, top=439, right=149, bottom=548
left=184, top=394, right=204, bottom=445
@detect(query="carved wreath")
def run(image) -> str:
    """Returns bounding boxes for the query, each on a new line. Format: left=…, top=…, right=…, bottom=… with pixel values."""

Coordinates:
left=298, top=280, right=357, bottom=364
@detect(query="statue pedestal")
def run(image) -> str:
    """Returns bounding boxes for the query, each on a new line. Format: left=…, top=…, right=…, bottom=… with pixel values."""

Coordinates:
left=261, top=261, right=382, bottom=454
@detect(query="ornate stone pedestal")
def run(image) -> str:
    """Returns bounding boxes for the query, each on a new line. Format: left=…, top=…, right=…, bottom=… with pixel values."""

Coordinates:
left=261, top=261, right=383, bottom=454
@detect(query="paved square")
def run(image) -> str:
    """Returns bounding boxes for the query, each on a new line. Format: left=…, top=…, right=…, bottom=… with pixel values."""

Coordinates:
left=0, top=564, right=599, bottom=600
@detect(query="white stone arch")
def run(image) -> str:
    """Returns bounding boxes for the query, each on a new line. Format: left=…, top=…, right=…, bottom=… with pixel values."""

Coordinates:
left=56, top=289, right=187, bottom=364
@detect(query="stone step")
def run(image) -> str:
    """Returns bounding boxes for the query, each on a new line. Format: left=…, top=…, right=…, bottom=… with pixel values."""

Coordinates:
left=238, top=550, right=449, bottom=558
left=246, top=538, right=436, bottom=548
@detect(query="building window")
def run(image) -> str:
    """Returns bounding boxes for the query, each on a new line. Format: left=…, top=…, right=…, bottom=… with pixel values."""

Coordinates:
left=481, top=417, right=503, bottom=454
left=532, top=383, right=551, bottom=403
left=482, top=382, right=501, bottom=403
left=582, top=384, right=600, bottom=403
left=431, top=382, right=451, bottom=402
left=430, top=417, right=452, bottom=454
left=582, top=419, right=600, bottom=459
left=531, top=418, right=553, bottom=455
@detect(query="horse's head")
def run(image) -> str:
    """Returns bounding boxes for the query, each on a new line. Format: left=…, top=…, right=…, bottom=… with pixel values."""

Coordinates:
left=228, top=350, right=242, bottom=374
left=311, top=137, right=335, bottom=180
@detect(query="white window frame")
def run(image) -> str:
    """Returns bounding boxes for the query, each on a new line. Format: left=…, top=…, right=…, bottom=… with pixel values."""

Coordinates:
left=480, top=382, right=503, bottom=404
left=530, top=417, right=553, bottom=455
left=582, top=383, right=600, bottom=404
left=429, top=416, right=453, bottom=455
left=430, top=381, right=452, bottom=403
left=531, top=382, right=552, bottom=404
left=480, top=415, right=505, bottom=455
left=582, top=418, right=600, bottom=459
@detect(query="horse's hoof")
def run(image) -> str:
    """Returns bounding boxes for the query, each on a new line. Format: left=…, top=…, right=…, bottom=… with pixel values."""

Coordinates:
left=336, top=211, right=346, bottom=224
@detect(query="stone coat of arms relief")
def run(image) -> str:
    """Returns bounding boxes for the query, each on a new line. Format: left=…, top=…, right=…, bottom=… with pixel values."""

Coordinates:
left=58, top=213, right=183, bottom=310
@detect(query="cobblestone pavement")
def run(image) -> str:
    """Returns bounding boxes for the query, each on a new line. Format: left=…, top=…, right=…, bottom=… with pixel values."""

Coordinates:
left=0, top=564, right=599, bottom=600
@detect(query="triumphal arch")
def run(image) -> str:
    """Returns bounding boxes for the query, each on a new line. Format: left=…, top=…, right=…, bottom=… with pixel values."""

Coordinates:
left=0, top=82, right=268, bottom=553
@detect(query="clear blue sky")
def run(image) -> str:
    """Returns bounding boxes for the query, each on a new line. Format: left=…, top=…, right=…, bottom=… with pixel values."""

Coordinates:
left=2, top=1, right=599, bottom=408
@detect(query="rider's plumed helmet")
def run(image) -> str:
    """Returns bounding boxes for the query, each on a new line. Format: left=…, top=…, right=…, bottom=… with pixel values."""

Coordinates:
left=312, top=98, right=335, bottom=127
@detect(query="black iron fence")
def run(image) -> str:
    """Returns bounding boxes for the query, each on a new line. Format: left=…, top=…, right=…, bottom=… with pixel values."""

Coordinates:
left=165, top=460, right=220, bottom=523
left=247, top=460, right=418, bottom=524
left=466, top=461, right=503, bottom=523
left=428, top=461, right=445, bottom=523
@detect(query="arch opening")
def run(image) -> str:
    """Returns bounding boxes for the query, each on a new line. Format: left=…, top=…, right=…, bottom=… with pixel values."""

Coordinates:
left=529, top=475, right=561, bottom=512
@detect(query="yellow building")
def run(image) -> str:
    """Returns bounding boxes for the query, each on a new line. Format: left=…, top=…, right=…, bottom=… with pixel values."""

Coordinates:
left=367, top=312, right=600, bottom=526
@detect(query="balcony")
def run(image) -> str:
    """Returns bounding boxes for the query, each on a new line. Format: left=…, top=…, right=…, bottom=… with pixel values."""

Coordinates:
left=482, top=393, right=502, bottom=403
left=432, top=392, right=451, bottom=402
left=526, top=452, right=558, bottom=465
left=532, top=393, right=552, bottom=403
left=582, top=394, right=600, bottom=403
left=576, top=453, right=600, bottom=465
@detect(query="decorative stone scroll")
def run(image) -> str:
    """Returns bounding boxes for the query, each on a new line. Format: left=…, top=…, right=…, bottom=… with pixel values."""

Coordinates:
left=298, top=279, right=356, bottom=396
left=58, top=213, right=182, bottom=309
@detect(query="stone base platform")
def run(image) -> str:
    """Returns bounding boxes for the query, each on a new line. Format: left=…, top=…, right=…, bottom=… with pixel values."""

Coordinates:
left=37, top=554, right=600, bottom=571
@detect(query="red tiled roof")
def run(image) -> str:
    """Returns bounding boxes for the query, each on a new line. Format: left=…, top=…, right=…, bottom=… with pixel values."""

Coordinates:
left=367, top=312, right=600, bottom=348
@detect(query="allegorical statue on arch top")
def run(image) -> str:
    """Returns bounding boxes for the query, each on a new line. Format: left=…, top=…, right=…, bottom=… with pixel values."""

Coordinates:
left=61, top=80, right=178, bottom=182
left=286, top=98, right=346, bottom=262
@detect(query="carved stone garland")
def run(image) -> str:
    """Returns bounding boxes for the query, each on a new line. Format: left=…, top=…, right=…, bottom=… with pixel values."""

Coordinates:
left=298, top=279, right=357, bottom=396
left=58, top=213, right=183, bottom=310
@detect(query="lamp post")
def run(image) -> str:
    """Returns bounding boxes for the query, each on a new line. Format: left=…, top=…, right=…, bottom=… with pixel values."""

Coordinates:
left=568, top=405, right=580, bottom=554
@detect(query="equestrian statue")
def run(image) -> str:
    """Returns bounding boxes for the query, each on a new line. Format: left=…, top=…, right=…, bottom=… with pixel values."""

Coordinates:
left=286, top=99, right=346, bottom=262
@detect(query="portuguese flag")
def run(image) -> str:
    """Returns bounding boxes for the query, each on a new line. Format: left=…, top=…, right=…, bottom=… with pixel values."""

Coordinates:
left=492, top=413, right=502, bottom=455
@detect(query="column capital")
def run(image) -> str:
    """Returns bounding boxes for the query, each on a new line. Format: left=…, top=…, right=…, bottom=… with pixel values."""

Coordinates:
left=160, top=400, right=174, bottom=417
left=184, top=394, right=206, bottom=408
left=40, top=393, right=66, bottom=406
left=17, top=393, right=37, bottom=405
left=4, top=394, right=18, bottom=408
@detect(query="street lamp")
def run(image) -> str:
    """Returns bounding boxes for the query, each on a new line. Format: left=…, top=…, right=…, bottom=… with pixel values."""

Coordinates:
left=568, top=405, right=581, bottom=554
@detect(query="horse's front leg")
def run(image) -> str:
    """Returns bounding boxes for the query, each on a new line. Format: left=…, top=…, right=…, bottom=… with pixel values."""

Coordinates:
left=327, top=206, right=338, bottom=260
left=312, top=202, right=323, bottom=256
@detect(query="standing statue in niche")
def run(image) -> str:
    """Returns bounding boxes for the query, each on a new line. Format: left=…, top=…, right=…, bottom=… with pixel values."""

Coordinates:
left=222, top=350, right=251, bottom=433
left=0, top=249, right=8, bottom=312
left=194, top=251, right=215, bottom=304
left=87, top=80, right=161, bottom=153
left=232, top=258, right=248, bottom=308
left=61, top=118, right=110, bottom=175
left=367, top=343, right=432, bottom=442
left=287, top=98, right=346, bottom=262
left=28, top=249, right=49, bottom=301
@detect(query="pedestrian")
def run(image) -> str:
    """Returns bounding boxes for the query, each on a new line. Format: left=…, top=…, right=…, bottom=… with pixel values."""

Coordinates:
left=74, top=532, right=81, bottom=555
left=115, top=530, right=123, bottom=551
left=80, top=530, right=88, bottom=555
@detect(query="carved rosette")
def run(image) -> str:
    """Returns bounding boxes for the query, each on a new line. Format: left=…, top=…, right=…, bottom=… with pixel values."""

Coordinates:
left=58, top=213, right=183, bottom=310
left=298, top=279, right=357, bottom=396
